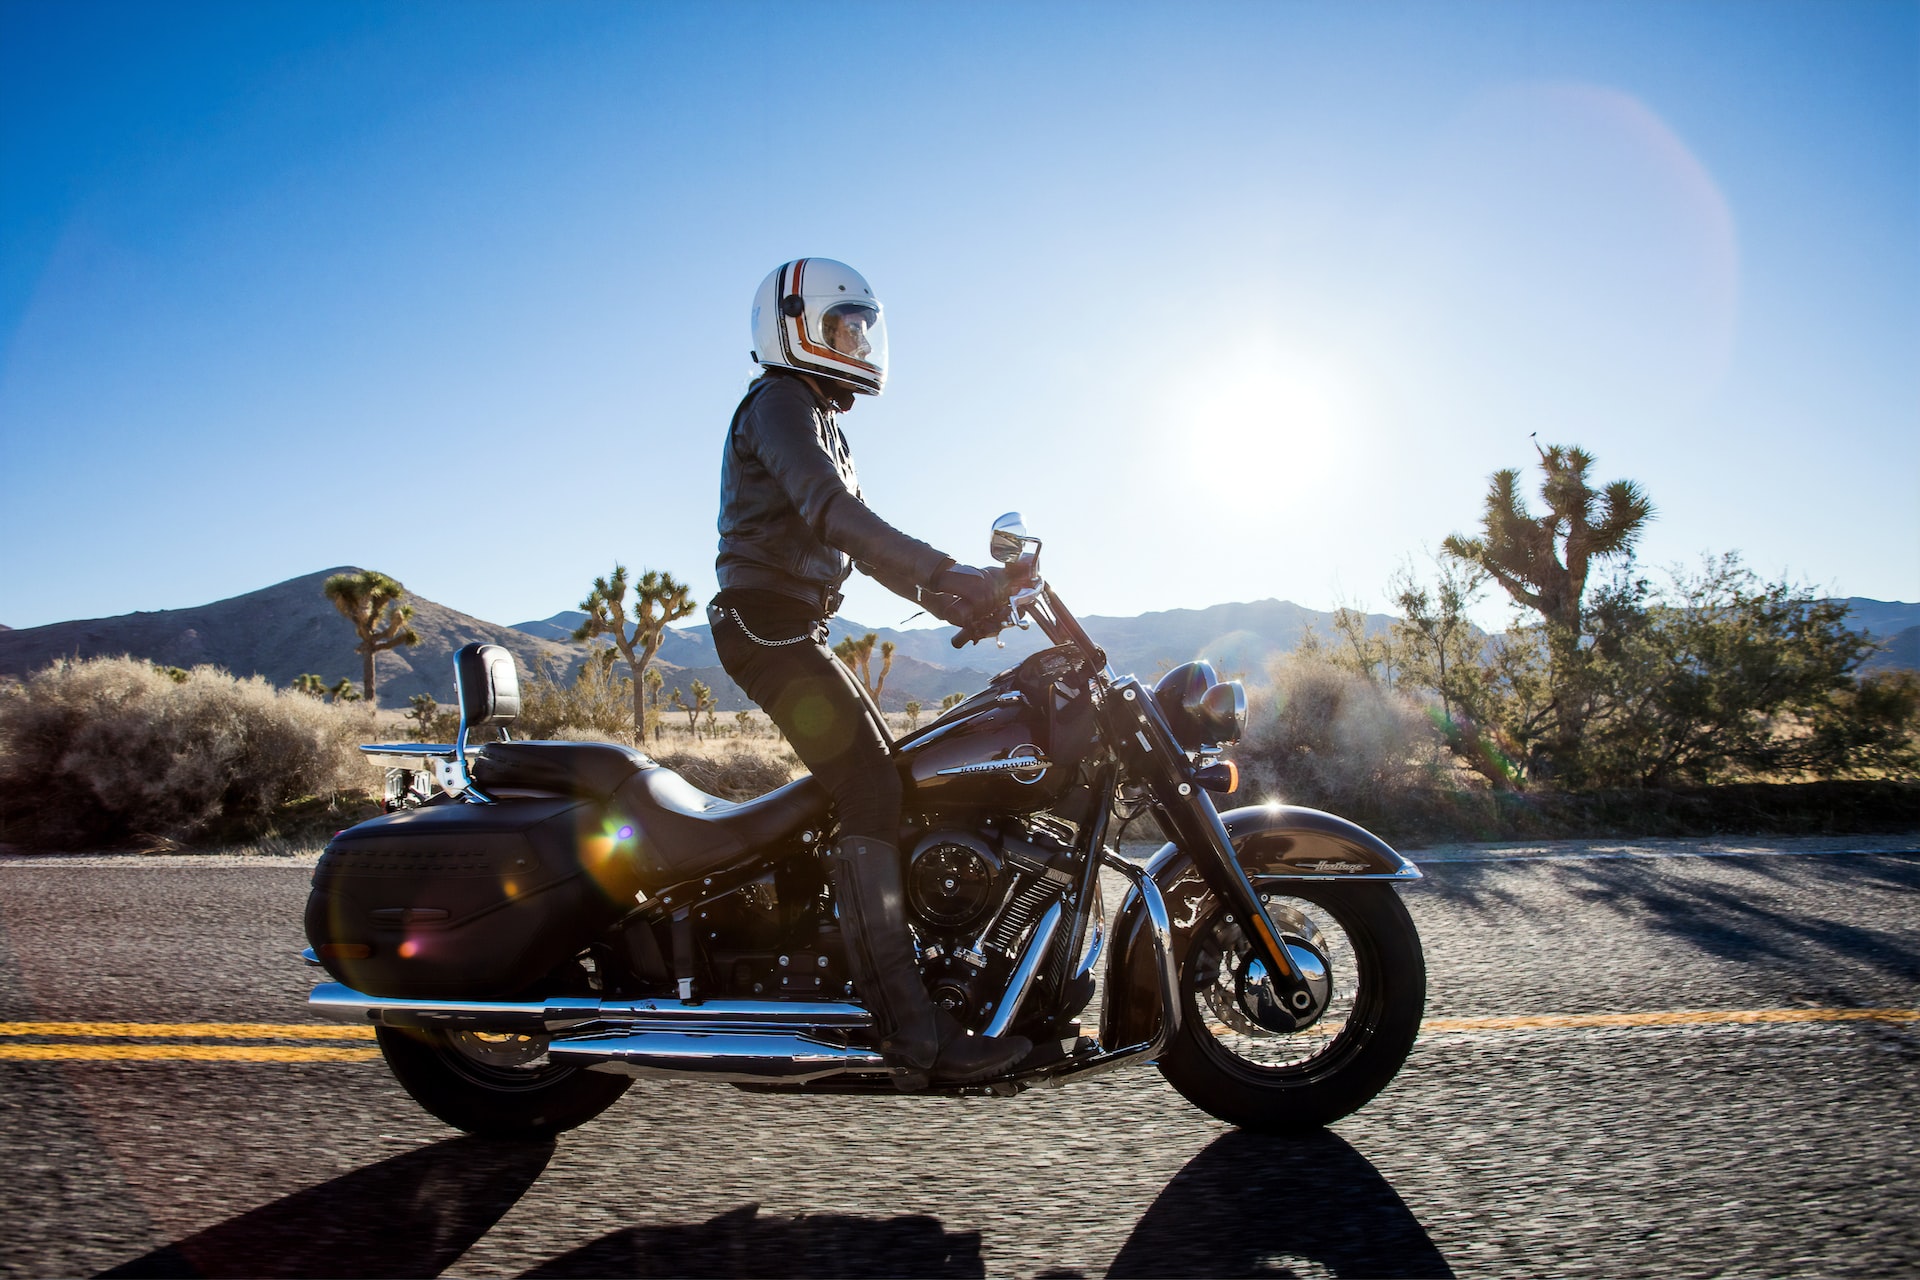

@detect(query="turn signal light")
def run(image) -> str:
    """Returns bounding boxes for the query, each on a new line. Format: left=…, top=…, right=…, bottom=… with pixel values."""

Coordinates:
left=1192, top=760, right=1238, bottom=793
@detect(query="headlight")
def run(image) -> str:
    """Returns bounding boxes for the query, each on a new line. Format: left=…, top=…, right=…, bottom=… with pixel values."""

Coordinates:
left=1153, top=661, right=1248, bottom=748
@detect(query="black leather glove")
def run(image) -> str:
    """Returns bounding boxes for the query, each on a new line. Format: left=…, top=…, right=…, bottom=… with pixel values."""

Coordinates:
left=924, top=563, right=1006, bottom=626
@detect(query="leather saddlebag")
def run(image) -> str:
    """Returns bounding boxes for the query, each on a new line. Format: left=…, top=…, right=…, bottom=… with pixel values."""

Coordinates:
left=304, top=796, right=643, bottom=998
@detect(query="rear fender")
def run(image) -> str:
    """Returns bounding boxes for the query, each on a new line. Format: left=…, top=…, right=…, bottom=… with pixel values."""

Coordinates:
left=1098, top=805, right=1420, bottom=1049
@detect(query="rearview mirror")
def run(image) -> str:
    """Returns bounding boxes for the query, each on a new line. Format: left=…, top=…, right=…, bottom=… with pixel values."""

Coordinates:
left=989, top=512, right=1028, bottom=564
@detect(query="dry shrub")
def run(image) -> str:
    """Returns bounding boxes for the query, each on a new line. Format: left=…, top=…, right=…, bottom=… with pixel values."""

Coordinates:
left=1241, top=652, right=1445, bottom=816
left=654, top=743, right=797, bottom=801
left=0, top=657, right=375, bottom=850
left=515, top=656, right=638, bottom=743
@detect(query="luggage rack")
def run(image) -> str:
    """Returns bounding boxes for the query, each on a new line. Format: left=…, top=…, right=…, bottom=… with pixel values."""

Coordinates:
left=357, top=643, right=524, bottom=807
left=358, top=742, right=462, bottom=808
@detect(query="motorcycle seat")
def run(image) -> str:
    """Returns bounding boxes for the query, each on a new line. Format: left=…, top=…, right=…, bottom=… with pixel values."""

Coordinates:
left=613, top=766, right=830, bottom=883
left=473, top=740, right=650, bottom=801
left=469, top=739, right=830, bottom=883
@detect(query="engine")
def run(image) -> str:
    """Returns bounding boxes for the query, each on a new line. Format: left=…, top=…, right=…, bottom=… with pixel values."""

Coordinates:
left=903, top=820, right=1076, bottom=1023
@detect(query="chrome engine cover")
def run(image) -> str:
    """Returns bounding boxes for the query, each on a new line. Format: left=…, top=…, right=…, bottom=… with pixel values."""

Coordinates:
left=905, top=829, right=1005, bottom=932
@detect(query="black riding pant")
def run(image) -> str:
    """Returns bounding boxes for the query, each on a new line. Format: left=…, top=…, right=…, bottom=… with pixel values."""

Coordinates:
left=709, top=590, right=900, bottom=844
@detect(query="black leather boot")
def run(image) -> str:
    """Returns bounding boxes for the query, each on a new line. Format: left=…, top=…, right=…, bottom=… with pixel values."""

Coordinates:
left=828, top=837, right=1030, bottom=1089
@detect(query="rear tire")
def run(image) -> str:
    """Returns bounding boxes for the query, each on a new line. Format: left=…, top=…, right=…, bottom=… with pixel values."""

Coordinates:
left=376, top=1026, right=632, bottom=1141
left=1156, top=881, right=1424, bottom=1134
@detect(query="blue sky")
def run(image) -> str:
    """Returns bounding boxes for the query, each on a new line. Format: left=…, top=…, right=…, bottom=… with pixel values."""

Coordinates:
left=2, top=0, right=1915, bottom=634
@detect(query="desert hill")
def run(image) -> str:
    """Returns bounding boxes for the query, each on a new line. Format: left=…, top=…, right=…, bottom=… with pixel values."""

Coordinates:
left=521, top=597, right=1394, bottom=678
left=1841, top=599, right=1920, bottom=674
left=515, top=597, right=1403, bottom=710
left=0, top=569, right=584, bottom=706
left=4, top=576, right=1910, bottom=718
left=520, top=609, right=995, bottom=712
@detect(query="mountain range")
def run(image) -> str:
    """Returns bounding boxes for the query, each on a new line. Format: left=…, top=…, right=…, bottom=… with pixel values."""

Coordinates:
left=1, top=573, right=1915, bottom=714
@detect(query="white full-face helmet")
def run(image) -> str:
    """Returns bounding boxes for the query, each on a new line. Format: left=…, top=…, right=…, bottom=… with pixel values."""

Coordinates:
left=750, top=258, right=888, bottom=395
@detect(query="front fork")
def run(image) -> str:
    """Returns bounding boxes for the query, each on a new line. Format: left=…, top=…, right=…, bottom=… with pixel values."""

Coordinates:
left=1106, top=680, right=1320, bottom=1026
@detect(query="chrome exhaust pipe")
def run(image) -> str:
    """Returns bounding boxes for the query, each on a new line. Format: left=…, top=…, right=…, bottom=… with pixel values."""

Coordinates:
left=306, top=981, right=874, bottom=1035
left=547, top=1029, right=887, bottom=1083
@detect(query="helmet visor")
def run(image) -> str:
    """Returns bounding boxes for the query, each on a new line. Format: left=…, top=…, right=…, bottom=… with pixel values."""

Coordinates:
left=817, top=301, right=886, bottom=373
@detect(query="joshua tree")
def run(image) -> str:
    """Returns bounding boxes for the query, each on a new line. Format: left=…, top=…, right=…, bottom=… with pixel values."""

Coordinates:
left=904, top=699, right=923, bottom=732
left=291, top=674, right=327, bottom=698
left=328, top=678, right=362, bottom=703
left=940, top=692, right=966, bottom=712
left=833, top=631, right=896, bottom=701
left=574, top=564, right=696, bottom=741
left=322, top=570, right=420, bottom=707
left=406, top=693, right=438, bottom=733
left=643, top=666, right=665, bottom=743
left=1442, top=442, right=1653, bottom=638
left=734, top=708, right=753, bottom=736
left=1441, top=441, right=1654, bottom=777
left=669, top=680, right=715, bottom=739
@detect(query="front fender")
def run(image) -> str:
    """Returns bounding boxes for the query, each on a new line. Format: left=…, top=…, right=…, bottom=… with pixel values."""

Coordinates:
left=1098, top=804, right=1420, bottom=1050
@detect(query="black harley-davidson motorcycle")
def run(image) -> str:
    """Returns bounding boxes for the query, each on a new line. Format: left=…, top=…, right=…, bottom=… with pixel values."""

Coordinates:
left=303, top=514, right=1426, bottom=1139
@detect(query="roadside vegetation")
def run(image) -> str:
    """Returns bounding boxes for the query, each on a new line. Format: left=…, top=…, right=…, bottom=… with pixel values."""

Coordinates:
left=1238, top=444, right=1920, bottom=842
left=0, top=657, right=377, bottom=850
left=4, top=445, right=1912, bottom=852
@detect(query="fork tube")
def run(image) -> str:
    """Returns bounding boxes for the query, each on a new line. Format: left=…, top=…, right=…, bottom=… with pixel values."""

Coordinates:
left=1058, top=759, right=1118, bottom=986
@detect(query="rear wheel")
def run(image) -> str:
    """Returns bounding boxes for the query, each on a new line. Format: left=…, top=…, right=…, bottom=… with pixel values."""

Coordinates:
left=1156, top=881, right=1424, bottom=1133
left=376, top=1025, right=631, bottom=1141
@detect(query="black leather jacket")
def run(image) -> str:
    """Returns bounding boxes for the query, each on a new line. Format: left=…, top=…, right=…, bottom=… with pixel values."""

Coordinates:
left=715, top=371, right=951, bottom=610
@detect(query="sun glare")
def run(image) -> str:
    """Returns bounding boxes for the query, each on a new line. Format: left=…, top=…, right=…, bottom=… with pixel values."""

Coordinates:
left=1159, top=337, right=1368, bottom=526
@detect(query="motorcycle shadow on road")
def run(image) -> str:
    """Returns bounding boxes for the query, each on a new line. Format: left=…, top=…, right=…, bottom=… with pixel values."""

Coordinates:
left=96, top=1136, right=552, bottom=1279
left=1105, top=1130, right=1452, bottom=1279
left=515, top=1130, right=1445, bottom=1280
left=518, top=1203, right=985, bottom=1278
left=518, top=1205, right=983, bottom=1274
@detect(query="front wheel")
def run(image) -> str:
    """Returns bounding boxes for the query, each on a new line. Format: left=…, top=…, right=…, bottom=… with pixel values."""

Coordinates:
left=1156, top=881, right=1425, bottom=1134
left=376, top=1026, right=632, bottom=1141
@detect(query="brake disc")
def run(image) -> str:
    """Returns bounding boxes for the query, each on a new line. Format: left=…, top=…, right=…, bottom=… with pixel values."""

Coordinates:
left=446, top=1029, right=551, bottom=1069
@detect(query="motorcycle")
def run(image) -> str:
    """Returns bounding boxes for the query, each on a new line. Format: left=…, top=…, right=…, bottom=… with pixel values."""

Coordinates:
left=302, top=513, right=1426, bottom=1139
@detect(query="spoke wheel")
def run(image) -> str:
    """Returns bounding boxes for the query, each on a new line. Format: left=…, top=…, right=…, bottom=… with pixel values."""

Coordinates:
left=1191, top=897, right=1354, bottom=1072
left=377, top=1024, right=632, bottom=1140
left=1157, top=881, right=1424, bottom=1133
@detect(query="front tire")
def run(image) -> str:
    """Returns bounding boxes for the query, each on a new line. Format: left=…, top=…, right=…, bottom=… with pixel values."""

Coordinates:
left=376, top=1026, right=632, bottom=1141
left=1156, top=881, right=1425, bottom=1134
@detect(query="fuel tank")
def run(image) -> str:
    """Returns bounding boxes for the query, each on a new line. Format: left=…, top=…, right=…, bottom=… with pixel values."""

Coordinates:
left=893, top=646, right=1094, bottom=813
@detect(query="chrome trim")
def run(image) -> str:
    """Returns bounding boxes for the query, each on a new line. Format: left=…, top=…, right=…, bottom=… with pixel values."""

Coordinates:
left=547, top=1030, right=888, bottom=1083
left=983, top=901, right=1063, bottom=1038
left=357, top=742, right=457, bottom=768
left=994, top=859, right=1181, bottom=1091
left=306, top=983, right=875, bottom=1034
left=1072, top=889, right=1106, bottom=982
left=1249, top=871, right=1423, bottom=881
left=989, top=511, right=1028, bottom=564
left=1251, top=863, right=1424, bottom=881
left=934, top=753, right=1051, bottom=782
left=1102, top=850, right=1181, bottom=1040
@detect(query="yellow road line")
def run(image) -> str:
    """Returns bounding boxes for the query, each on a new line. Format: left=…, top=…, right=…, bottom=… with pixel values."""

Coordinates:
left=0, top=1021, right=375, bottom=1040
left=0, top=1008, right=1911, bottom=1064
left=1422, top=1008, right=1920, bottom=1033
left=0, top=1044, right=380, bottom=1063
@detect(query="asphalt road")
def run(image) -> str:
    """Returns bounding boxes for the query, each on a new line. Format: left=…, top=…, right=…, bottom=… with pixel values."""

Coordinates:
left=2, top=838, right=1916, bottom=1278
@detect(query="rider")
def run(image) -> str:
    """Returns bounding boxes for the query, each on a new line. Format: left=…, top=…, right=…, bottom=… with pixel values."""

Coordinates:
left=710, top=258, right=1031, bottom=1088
